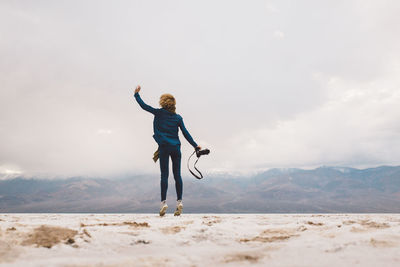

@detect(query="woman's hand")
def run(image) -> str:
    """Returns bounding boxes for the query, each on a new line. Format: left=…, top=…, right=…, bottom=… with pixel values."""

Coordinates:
left=134, top=85, right=141, bottom=94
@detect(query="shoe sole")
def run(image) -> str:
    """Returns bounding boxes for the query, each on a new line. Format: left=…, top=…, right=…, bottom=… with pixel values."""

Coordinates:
left=159, top=205, right=168, bottom=217
left=174, top=204, right=183, bottom=216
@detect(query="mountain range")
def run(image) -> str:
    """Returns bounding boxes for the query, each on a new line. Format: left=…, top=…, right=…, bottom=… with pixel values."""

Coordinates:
left=1, top=166, right=400, bottom=213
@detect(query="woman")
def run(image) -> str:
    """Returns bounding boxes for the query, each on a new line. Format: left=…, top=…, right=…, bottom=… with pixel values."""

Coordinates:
left=133, top=85, right=201, bottom=216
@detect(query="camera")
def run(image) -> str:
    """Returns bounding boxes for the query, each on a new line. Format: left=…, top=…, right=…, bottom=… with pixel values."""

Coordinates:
left=195, top=148, right=210, bottom=157
left=189, top=147, right=211, bottom=179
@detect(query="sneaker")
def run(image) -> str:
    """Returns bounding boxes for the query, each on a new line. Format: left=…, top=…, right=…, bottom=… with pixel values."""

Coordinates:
left=174, top=200, right=183, bottom=216
left=159, top=201, right=168, bottom=217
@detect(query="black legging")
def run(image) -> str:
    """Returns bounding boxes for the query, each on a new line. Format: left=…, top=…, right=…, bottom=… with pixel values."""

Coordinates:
left=159, top=144, right=182, bottom=201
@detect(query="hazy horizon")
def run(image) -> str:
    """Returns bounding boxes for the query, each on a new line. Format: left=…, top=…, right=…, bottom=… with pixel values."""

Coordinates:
left=1, top=0, right=400, bottom=179
left=2, top=164, right=399, bottom=180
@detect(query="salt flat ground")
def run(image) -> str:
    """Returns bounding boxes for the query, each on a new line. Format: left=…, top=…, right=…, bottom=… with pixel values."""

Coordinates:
left=1, top=213, right=400, bottom=267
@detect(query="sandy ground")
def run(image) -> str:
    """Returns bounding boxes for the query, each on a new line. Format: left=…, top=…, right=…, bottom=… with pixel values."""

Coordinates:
left=1, top=213, right=400, bottom=267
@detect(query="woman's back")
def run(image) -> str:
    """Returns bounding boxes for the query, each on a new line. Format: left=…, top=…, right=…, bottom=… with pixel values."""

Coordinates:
left=153, top=109, right=181, bottom=146
left=134, top=92, right=198, bottom=148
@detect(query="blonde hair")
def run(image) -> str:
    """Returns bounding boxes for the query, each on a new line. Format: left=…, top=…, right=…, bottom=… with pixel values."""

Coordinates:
left=159, top=93, right=176, bottom=113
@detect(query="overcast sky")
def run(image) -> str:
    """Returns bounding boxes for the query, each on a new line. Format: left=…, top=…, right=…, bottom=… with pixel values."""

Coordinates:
left=1, top=0, right=400, bottom=178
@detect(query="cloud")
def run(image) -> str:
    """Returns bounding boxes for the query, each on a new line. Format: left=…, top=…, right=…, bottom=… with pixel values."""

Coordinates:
left=219, top=65, right=400, bottom=171
left=265, top=3, right=279, bottom=14
left=0, top=0, right=400, bottom=177
left=273, top=30, right=285, bottom=39
left=0, top=164, right=22, bottom=180
left=97, top=129, right=113, bottom=135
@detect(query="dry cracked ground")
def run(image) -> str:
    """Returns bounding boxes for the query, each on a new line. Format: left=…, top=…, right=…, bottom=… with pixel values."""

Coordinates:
left=1, top=214, right=400, bottom=266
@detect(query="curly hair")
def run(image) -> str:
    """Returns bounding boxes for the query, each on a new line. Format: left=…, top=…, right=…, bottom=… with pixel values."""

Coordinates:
left=159, top=93, right=176, bottom=113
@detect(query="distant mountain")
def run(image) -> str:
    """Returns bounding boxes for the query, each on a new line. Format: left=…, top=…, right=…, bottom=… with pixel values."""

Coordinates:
left=1, top=166, right=400, bottom=213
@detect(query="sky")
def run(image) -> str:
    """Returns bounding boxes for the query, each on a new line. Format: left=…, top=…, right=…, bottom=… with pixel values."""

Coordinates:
left=1, top=0, right=400, bottom=178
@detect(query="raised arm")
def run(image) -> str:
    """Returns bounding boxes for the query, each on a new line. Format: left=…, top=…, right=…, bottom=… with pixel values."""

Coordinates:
left=179, top=116, right=198, bottom=148
left=133, top=85, right=158, bottom=115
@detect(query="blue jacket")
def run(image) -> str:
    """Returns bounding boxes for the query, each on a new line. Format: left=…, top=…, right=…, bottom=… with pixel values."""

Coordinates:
left=134, top=92, right=198, bottom=148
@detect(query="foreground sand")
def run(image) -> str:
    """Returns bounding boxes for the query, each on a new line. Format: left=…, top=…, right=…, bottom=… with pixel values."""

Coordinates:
left=1, top=213, right=400, bottom=266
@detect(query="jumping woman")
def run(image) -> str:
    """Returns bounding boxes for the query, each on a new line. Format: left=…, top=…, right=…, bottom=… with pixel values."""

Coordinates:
left=133, top=85, right=201, bottom=216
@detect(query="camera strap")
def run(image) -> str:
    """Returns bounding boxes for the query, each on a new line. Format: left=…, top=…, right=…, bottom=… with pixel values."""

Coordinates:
left=187, top=150, right=204, bottom=179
